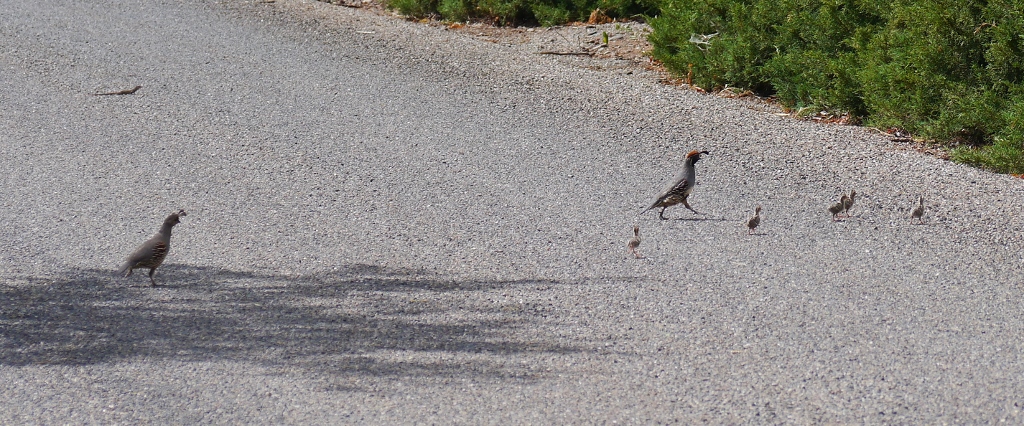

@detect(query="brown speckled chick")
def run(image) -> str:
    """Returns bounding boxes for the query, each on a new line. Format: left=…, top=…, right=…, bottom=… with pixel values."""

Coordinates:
left=911, top=196, right=925, bottom=224
left=627, top=225, right=642, bottom=258
left=747, top=206, right=761, bottom=234
left=843, top=190, right=856, bottom=217
left=829, top=195, right=849, bottom=221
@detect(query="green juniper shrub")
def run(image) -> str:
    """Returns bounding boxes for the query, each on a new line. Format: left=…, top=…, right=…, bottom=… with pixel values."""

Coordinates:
left=858, top=1, right=992, bottom=142
left=763, top=0, right=880, bottom=115
left=597, top=0, right=656, bottom=19
left=951, top=136, right=1024, bottom=174
left=387, top=0, right=654, bottom=26
left=649, top=0, right=780, bottom=93
left=982, top=0, right=1024, bottom=87
left=474, top=0, right=528, bottom=24
left=764, top=50, right=864, bottom=115
left=531, top=1, right=573, bottom=26
left=388, top=0, right=439, bottom=18
left=438, top=0, right=472, bottom=21
left=952, top=90, right=1024, bottom=174
left=1001, top=91, right=1024, bottom=148
left=650, top=0, right=1024, bottom=172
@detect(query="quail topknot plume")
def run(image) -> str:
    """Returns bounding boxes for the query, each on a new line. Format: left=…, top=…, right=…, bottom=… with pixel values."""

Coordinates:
left=627, top=225, right=642, bottom=258
left=911, top=196, right=925, bottom=224
left=119, top=210, right=187, bottom=286
left=843, top=190, right=856, bottom=217
left=747, top=205, right=761, bottom=234
left=641, top=150, right=709, bottom=220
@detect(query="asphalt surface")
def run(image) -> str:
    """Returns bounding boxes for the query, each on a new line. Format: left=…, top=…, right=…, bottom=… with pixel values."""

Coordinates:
left=2, top=0, right=1024, bottom=422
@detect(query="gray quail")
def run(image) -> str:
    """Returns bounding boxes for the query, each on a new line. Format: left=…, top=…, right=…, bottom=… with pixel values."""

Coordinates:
left=119, top=210, right=186, bottom=286
left=627, top=225, right=642, bottom=258
left=642, top=150, right=709, bottom=219
left=911, top=196, right=925, bottom=224
left=747, top=205, right=761, bottom=234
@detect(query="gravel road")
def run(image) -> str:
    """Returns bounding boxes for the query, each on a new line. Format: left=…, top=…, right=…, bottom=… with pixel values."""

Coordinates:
left=2, top=0, right=1024, bottom=422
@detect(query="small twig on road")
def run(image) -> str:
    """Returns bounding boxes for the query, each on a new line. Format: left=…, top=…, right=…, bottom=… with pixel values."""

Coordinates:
left=93, top=86, right=142, bottom=96
left=534, top=50, right=594, bottom=56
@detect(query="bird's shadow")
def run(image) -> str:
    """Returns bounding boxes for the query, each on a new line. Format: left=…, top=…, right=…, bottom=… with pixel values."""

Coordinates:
left=672, top=216, right=728, bottom=222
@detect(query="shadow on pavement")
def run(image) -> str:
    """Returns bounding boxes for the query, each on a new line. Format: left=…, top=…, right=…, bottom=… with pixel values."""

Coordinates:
left=0, top=263, right=580, bottom=382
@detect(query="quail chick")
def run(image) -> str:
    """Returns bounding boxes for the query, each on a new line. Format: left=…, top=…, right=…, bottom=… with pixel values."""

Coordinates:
left=828, top=195, right=849, bottom=221
left=911, top=196, right=925, bottom=224
left=627, top=225, right=642, bottom=258
left=642, top=150, right=709, bottom=220
left=747, top=205, right=761, bottom=234
left=842, top=190, right=856, bottom=217
left=119, top=210, right=187, bottom=286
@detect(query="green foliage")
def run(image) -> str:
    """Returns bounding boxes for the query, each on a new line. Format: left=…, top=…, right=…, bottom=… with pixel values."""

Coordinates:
left=650, top=0, right=1024, bottom=172
left=1001, top=92, right=1024, bottom=145
left=386, top=0, right=654, bottom=25
left=952, top=91, right=1024, bottom=173
left=985, top=1, right=1024, bottom=86
left=598, top=0, right=650, bottom=17
left=649, top=0, right=775, bottom=93
left=438, top=0, right=471, bottom=21
left=765, top=50, right=863, bottom=114
left=531, top=2, right=572, bottom=26
left=952, top=136, right=1024, bottom=174
left=858, top=1, right=992, bottom=143
left=388, top=0, right=438, bottom=18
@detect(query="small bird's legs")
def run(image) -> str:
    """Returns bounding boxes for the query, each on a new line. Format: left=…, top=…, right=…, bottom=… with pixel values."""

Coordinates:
left=121, top=267, right=159, bottom=287
left=654, top=199, right=703, bottom=220
left=682, top=199, right=703, bottom=216
left=658, top=205, right=702, bottom=220
left=629, top=246, right=642, bottom=258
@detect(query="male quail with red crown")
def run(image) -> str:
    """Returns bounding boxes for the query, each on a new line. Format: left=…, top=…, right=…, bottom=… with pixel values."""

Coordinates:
left=642, top=150, right=709, bottom=220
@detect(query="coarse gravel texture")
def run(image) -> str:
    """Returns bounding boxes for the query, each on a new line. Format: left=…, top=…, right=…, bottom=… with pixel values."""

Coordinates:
left=2, top=0, right=1024, bottom=423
